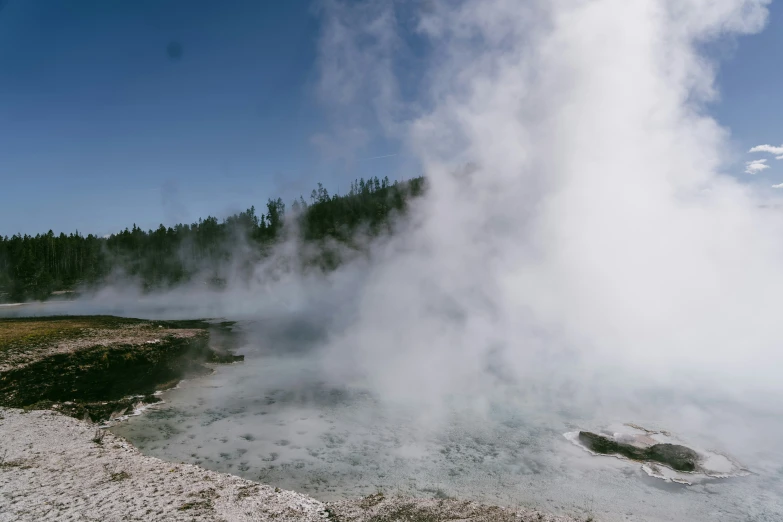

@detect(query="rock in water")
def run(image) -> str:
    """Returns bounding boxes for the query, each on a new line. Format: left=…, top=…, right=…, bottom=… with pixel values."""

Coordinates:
left=578, top=431, right=648, bottom=460
left=578, top=431, right=700, bottom=472
left=646, top=443, right=700, bottom=472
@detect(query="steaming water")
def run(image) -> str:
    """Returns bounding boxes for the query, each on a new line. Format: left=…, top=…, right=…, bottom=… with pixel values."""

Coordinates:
left=112, top=326, right=783, bottom=522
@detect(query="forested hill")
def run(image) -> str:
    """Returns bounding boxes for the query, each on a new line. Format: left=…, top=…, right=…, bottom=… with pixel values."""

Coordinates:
left=0, top=176, right=425, bottom=303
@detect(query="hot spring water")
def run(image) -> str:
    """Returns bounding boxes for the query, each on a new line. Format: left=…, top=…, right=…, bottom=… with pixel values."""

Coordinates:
left=112, top=338, right=783, bottom=522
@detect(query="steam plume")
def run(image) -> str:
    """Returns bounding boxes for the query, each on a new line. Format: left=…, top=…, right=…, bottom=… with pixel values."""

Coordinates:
left=314, top=0, right=783, bottom=417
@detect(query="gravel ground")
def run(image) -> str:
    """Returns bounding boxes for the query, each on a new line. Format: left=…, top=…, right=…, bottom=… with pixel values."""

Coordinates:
left=0, top=408, right=324, bottom=522
left=0, top=408, right=583, bottom=522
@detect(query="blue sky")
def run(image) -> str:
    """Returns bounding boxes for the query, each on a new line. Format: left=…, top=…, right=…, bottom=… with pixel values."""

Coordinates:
left=712, top=1, right=783, bottom=183
left=0, top=1, right=781, bottom=236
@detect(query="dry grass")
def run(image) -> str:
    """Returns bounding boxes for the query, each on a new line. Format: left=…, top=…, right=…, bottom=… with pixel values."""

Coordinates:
left=0, top=316, right=206, bottom=372
left=110, top=471, right=131, bottom=482
left=0, top=318, right=96, bottom=350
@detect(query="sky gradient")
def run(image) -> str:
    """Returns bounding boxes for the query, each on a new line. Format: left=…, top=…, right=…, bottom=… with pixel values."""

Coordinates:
left=1, top=0, right=781, bottom=236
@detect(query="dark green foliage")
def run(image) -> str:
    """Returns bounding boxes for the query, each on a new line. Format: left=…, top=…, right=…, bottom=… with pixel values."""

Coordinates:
left=0, top=230, right=105, bottom=302
left=0, top=178, right=424, bottom=302
left=299, top=176, right=423, bottom=241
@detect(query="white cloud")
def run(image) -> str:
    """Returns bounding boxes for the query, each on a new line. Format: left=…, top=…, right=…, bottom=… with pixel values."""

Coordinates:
left=749, top=144, right=783, bottom=156
left=745, top=158, right=770, bottom=174
left=772, top=183, right=783, bottom=189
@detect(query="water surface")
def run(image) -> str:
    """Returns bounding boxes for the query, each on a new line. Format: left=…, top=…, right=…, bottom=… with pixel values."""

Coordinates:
left=113, top=342, right=783, bottom=522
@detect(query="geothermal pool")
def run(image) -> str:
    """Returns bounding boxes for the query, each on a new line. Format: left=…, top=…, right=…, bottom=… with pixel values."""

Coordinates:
left=112, top=334, right=783, bottom=522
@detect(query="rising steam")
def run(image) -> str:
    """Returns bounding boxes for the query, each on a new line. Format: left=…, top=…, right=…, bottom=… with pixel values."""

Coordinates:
left=40, top=0, right=783, bottom=417
left=95, top=3, right=783, bottom=518
left=312, top=0, right=783, bottom=419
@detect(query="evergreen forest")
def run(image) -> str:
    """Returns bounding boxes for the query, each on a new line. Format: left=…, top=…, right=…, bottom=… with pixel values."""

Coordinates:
left=0, top=176, right=425, bottom=302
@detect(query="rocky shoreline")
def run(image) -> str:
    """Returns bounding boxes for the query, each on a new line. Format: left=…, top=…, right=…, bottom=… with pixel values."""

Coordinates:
left=0, top=316, right=241, bottom=423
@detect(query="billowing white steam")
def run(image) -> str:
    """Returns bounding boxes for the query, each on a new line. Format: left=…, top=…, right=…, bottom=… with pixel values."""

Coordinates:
left=22, top=0, right=783, bottom=430
left=314, top=0, right=783, bottom=416
left=84, top=4, right=783, bottom=515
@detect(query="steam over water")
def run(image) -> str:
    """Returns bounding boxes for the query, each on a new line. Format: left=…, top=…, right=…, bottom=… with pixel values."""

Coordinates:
left=10, top=0, right=783, bottom=520
left=112, top=321, right=783, bottom=522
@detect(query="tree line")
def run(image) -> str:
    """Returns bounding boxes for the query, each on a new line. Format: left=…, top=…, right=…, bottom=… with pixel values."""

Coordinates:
left=0, top=176, right=424, bottom=302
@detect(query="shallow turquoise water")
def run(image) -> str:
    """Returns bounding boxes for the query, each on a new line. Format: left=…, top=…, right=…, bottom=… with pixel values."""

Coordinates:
left=113, top=350, right=783, bottom=522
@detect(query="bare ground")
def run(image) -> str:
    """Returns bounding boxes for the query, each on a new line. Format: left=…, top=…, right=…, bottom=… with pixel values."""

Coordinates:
left=0, top=408, right=325, bottom=522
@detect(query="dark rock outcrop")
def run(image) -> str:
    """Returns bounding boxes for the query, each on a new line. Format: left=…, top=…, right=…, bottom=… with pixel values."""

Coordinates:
left=0, top=318, right=241, bottom=422
left=578, top=431, right=700, bottom=472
